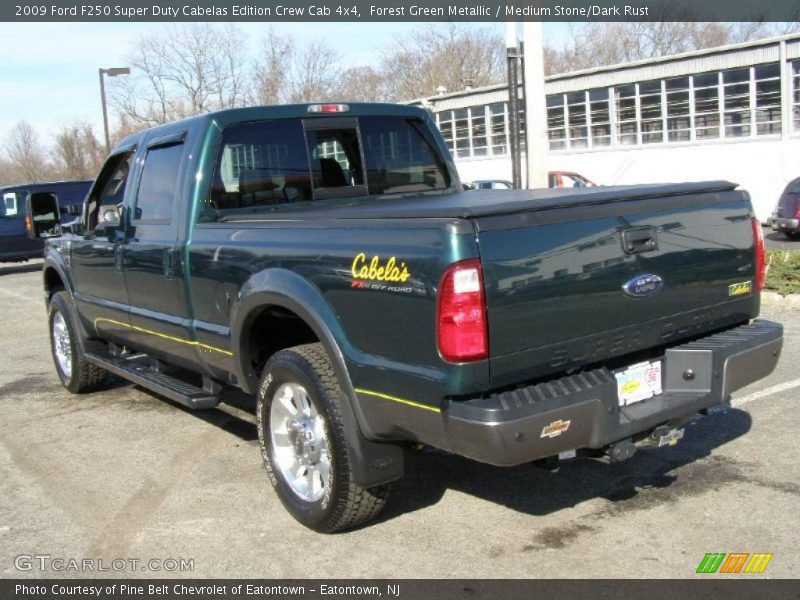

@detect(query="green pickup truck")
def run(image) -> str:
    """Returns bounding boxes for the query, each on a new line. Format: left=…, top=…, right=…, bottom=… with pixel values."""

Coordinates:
left=29, top=103, right=782, bottom=532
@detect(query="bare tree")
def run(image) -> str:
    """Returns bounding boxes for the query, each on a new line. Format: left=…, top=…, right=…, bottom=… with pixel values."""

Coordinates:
left=3, top=121, right=53, bottom=183
left=380, top=24, right=505, bottom=100
left=110, top=23, right=250, bottom=126
left=332, top=66, right=389, bottom=102
left=253, top=30, right=342, bottom=103
left=51, top=121, right=105, bottom=180
left=545, top=22, right=800, bottom=75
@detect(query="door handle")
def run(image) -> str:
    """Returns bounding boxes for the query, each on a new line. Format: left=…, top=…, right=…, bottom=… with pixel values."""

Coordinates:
left=621, top=226, right=658, bottom=254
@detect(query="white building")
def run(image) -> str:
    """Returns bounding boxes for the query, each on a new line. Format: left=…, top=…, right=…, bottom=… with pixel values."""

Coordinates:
left=409, top=34, right=800, bottom=222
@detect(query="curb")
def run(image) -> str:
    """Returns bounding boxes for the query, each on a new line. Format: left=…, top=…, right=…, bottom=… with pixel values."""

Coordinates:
left=761, top=291, right=800, bottom=309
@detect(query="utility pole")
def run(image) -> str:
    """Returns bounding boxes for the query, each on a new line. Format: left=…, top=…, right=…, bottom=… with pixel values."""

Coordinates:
left=522, top=23, right=549, bottom=189
left=506, top=23, right=522, bottom=189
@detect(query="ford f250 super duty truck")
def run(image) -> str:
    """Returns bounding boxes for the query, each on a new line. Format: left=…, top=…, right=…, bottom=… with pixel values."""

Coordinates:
left=28, top=103, right=782, bottom=532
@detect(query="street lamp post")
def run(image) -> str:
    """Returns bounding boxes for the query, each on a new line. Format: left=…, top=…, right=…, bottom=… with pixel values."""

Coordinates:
left=98, top=67, right=130, bottom=153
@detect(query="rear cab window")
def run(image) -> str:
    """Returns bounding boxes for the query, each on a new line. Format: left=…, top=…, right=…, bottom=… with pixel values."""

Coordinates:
left=203, top=115, right=450, bottom=221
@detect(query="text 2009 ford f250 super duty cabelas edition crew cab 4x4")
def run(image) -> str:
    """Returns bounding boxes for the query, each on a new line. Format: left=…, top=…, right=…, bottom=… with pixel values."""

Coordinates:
left=28, top=103, right=782, bottom=532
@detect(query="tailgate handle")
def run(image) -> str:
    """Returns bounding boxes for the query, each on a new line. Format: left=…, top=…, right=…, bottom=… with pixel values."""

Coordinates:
left=622, top=227, right=658, bottom=254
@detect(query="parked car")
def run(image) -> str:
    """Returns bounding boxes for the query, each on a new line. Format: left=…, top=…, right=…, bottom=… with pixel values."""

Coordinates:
left=769, top=177, right=800, bottom=239
left=549, top=171, right=596, bottom=188
left=470, top=172, right=596, bottom=191
left=1, top=180, right=92, bottom=262
left=28, top=103, right=779, bottom=532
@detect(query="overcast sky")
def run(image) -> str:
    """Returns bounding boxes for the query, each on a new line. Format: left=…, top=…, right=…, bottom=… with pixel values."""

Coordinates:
left=0, top=22, right=567, bottom=148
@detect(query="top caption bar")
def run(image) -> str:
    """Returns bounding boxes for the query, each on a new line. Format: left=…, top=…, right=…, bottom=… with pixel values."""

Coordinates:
left=5, top=0, right=800, bottom=22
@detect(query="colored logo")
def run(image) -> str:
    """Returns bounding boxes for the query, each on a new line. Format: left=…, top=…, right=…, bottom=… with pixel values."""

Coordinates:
left=728, top=281, right=752, bottom=297
left=540, top=419, right=571, bottom=438
left=696, top=552, right=773, bottom=574
left=351, top=253, right=411, bottom=283
left=622, top=273, right=664, bottom=298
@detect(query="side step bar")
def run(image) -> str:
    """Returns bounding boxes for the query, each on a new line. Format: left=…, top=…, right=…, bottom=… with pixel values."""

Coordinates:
left=85, top=352, right=220, bottom=410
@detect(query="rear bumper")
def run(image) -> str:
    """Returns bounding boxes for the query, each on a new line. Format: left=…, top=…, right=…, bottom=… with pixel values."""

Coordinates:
left=445, top=320, right=783, bottom=466
left=770, top=217, right=799, bottom=231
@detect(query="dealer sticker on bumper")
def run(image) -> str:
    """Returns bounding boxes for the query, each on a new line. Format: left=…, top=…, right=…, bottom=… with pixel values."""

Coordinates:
left=615, top=360, right=663, bottom=406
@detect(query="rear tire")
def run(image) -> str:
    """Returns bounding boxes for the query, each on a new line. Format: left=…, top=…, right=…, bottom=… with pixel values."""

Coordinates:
left=783, top=230, right=800, bottom=240
left=256, top=343, right=390, bottom=532
left=48, top=291, right=107, bottom=394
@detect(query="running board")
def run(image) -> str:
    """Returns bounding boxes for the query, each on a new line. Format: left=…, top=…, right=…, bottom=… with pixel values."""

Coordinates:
left=85, top=352, right=220, bottom=409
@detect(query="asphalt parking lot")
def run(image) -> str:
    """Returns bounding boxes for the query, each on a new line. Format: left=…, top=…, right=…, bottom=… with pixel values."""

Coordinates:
left=765, top=225, right=800, bottom=251
left=0, top=261, right=798, bottom=579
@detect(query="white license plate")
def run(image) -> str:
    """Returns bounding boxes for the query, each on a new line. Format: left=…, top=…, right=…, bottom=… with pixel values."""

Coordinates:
left=615, top=360, right=663, bottom=406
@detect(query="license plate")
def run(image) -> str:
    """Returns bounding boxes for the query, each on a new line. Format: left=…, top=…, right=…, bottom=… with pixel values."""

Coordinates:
left=615, top=360, right=663, bottom=406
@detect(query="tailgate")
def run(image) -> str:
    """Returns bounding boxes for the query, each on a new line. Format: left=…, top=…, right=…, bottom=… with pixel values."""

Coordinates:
left=475, top=186, right=759, bottom=388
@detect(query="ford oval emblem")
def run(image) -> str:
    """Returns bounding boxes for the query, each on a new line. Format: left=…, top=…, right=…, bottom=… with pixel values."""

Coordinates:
left=622, top=273, right=664, bottom=298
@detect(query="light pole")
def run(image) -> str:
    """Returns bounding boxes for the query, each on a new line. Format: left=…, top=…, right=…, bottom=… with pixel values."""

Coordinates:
left=98, top=67, right=130, bottom=154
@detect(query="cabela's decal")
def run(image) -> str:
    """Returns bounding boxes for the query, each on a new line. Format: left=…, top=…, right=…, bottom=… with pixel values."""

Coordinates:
left=351, top=253, right=411, bottom=283
left=540, top=419, right=571, bottom=439
left=728, top=280, right=752, bottom=297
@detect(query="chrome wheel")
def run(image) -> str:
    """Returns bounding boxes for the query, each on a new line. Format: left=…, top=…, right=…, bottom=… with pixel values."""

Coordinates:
left=52, top=311, right=72, bottom=378
left=270, top=382, right=331, bottom=502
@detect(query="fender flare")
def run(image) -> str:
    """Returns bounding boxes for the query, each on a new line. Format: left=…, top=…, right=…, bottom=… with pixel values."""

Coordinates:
left=230, top=268, right=403, bottom=487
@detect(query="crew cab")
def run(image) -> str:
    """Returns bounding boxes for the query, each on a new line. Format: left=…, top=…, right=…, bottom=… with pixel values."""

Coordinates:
left=29, top=103, right=782, bottom=532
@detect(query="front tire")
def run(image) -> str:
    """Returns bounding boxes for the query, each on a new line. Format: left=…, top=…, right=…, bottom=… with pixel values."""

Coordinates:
left=256, top=343, right=389, bottom=532
left=48, top=291, right=107, bottom=394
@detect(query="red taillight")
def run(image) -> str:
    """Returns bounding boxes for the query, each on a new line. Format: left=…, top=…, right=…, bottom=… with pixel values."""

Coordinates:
left=437, top=259, right=488, bottom=362
left=752, top=217, right=766, bottom=292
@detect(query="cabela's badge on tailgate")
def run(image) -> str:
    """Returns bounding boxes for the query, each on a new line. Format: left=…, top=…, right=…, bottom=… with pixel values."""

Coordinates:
left=728, top=280, right=752, bottom=296
left=541, top=419, right=571, bottom=438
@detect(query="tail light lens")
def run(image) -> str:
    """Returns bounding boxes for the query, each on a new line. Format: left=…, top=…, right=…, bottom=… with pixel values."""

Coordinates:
left=437, top=258, right=488, bottom=362
left=751, top=217, right=765, bottom=292
left=24, top=215, right=32, bottom=232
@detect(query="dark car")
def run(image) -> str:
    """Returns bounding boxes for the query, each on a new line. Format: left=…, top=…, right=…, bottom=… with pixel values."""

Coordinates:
left=770, top=177, right=800, bottom=239
left=1, top=180, right=92, bottom=261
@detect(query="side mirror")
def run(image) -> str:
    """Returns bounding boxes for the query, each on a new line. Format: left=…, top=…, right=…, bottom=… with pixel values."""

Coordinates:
left=25, top=192, right=61, bottom=239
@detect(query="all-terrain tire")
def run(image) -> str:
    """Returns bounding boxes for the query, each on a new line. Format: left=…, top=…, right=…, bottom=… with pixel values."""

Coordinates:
left=48, top=291, right=107, bottom=393
left=256, top=343, right=390, bottom=532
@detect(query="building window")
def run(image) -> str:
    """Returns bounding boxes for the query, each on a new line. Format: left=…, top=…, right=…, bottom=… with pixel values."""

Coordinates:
left=794, top=60, right=800, bottom=131
left=755, top=63, right=781, bottom=135
left=589, top=88, right=611, bottom=147
left=546, top=94, right=566, bottom=150
left=470, top=106, right=488, bottom=157
left=567, top=91, right=588, bottom=148
left=615, top=84, right=638, bottom=145
left=437, top=111, right=454, bottom=154
left=666, top=76, right=691, bottom=142
left=453, top=108, right=470, bottom=158
left=692, top=72, right=720, bottom=140
left=489, top=102, right=508, bottom=155
left=723, top=67, right=751, bottom=137
left=639, top=80, right=663, bottom=144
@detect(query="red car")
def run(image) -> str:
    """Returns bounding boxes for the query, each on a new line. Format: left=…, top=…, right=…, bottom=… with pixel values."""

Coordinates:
left=548, top=171, right=596, bottom=188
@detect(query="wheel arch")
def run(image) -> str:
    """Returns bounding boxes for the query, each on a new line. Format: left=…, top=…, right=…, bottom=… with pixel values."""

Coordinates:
left=231, top=268, right=403, bottom=487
